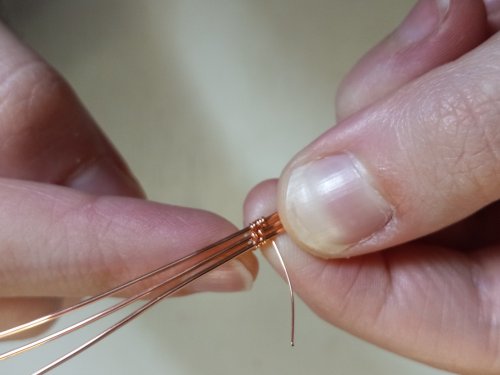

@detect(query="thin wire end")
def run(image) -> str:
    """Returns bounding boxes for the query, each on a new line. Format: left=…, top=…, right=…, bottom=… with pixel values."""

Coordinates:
left=271, top=240, right=296, bottom=349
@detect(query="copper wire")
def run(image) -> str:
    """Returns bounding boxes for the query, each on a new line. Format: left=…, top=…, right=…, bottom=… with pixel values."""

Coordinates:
left=272, top=240, right=295, bottom=346
left=0, top=212, right=291, bottom=374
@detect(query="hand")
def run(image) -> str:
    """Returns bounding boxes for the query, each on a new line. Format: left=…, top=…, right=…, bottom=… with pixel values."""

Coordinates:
left=246, top=1, right=500, bottom=373
left=0, top=22, right=257, bottom=337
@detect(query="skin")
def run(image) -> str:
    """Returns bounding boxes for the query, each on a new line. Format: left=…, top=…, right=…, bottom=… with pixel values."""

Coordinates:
left=2, top=1, right=499, bottom=374
left=245, top=0, right=500, bottom=374
left=0, top=22, right=258, bottom=336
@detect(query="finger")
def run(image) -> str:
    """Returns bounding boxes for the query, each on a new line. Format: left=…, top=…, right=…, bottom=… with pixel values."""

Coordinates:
left=0, top=298, right=65, bottom=336
left=336, top=0, right=488, bottom=121
left=277, top=33, right=500, bottom=259
left=0, top=21, right=142, bottom=196
left=0, top=179, right=256, bottom=297
left=0, top=20, right=257, bottom=328
left=245, top=182, right=499, bottom=374
left=0, top=20, right=148, bottom=329
left=0, top=21, right=148, bottom=329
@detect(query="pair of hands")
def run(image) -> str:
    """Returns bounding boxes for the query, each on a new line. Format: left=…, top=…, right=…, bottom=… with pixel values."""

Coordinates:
left=1, top=0, right=499, bottom=373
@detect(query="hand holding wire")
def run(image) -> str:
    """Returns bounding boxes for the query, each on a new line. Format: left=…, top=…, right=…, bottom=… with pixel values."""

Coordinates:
left=0, top=213, right=294, bottom=374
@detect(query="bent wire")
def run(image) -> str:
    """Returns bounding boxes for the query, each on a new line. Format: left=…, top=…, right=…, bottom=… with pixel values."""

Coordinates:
left=0, top=212, right=293, bottom=374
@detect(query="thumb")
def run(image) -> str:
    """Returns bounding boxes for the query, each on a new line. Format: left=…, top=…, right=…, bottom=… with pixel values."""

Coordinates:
left=278, top=33, right=500, bottom=258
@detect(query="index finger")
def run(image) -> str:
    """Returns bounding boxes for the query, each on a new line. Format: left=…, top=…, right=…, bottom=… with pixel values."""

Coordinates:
left=0, top=179, right=256, bottom=297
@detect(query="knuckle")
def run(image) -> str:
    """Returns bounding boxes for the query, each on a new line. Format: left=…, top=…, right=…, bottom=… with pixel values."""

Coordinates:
left=420, top=77, right=500, bottom=201
left=0, top=58, right=100, bottom=182
left=0, top=59, right=70, bottom=126
left=0, top=59, right=72, bottom=153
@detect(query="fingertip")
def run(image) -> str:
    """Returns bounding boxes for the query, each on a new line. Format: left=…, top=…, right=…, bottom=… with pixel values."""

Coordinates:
left=336, top=0, right=488, bottom=121
left=182, top=256, right=257, bottom=294
left=277, top=153, right=395, bottom=259
left=243, top=179, right=279, bottom=225
left=237, top=251, right=259, bottom=281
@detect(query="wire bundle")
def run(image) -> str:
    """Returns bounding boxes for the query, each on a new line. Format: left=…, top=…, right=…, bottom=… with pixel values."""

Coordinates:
left=0, top=213, right=284, bottom=374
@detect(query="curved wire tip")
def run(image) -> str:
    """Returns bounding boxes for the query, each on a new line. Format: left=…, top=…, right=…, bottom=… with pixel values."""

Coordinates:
left=0, top=212, right=288, bottom=374
left=271, top=240, right=295, bottom=347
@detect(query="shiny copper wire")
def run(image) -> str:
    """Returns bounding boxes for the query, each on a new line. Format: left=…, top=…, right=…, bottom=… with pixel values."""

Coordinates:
left=272, top=240, right=295, bottom=347
left=0, top=212, right=287, bottom=374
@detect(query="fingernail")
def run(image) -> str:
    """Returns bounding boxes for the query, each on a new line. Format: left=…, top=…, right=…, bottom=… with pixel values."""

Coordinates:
left=187, top=260, right=254, bottom=293
left=396, top=0, right=450, bottom=45
left=279, top=154, right=392, bottom=257
left=67, top=158, right=145, bottom=197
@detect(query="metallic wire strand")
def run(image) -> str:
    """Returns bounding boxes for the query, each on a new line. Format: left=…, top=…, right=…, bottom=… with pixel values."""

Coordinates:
left=0, top=212, right=284, bottom=374
left=0, top=233, right=252, bottom=360
left=34, top=240, right=257, bottom=375
left=271, top=240, right=295, bottom=346
left=0, top=226, right=249, bottom=340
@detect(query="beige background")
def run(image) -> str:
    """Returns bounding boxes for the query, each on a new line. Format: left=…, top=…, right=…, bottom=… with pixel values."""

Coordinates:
left=0, top=1, right=451, bottom=374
